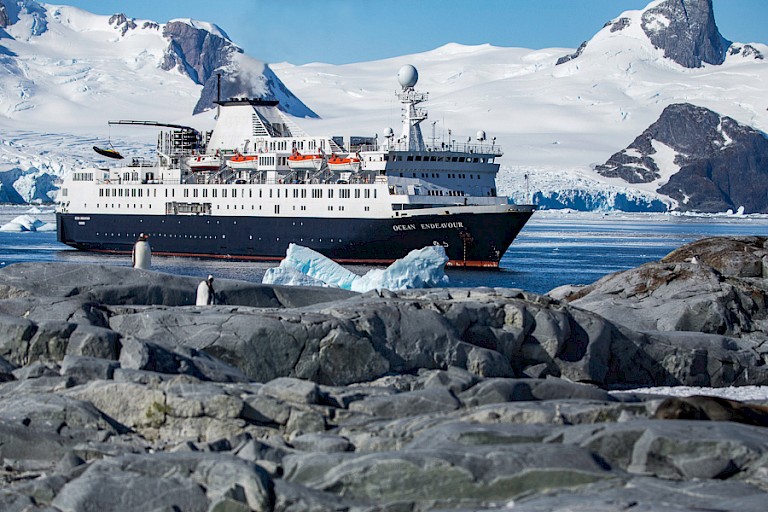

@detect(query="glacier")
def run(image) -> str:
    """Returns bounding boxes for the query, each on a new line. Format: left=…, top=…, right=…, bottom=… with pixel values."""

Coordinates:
left=263, top=244, right=450, bottom=292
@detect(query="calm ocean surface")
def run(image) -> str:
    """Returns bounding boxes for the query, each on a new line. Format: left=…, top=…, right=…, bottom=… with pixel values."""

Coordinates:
left=1, top=207, right=766, bottom=294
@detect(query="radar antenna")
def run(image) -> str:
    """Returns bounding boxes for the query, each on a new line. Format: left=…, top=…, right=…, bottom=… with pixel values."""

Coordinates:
left=396, top=65, right=428, bottom=151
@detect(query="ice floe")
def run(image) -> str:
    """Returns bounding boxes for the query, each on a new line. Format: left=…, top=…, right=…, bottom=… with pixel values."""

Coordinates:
left=263, top=243, right=449, bottom=292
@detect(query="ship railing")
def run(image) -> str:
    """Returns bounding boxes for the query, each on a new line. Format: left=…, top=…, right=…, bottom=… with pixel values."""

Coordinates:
left=360, top=142, right=503, bottom=156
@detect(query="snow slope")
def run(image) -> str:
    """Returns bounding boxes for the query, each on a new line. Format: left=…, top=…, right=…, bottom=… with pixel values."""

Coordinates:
left=0, top=0, right=766, bottom=209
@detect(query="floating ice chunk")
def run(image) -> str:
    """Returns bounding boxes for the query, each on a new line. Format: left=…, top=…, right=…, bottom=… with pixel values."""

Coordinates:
left=263, top=243, right=449, bottom=292
left=265, top=244, right=360, bottom=289
left=351, top=245, right=449, bottom=293
left=262, top=265, right=332, bottom=288
left=0, top=214, right=52, bottom=232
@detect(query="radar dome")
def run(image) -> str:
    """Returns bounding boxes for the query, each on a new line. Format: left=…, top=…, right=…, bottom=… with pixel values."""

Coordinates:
left=384, top=127, right=394, bottom=137
left=397, top=65, right=418, bottom=88
left=476, top=130, right=486, bottom=141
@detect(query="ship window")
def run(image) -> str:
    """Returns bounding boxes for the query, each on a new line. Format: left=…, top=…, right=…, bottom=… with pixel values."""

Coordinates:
left=328, top=190, right=333, bottom=199
left=354, top=189, right=360, bottom=198
left=99, top=189, right=104, bottom=197
left=203, top=189, right=208, bottom=198
left=269, top=189, right=273, bottom=198
left=452, top=157, right=458, bottom=162
left=301, top=189, right=307, bottom=198
left=459, top=157, right=465, bottom=162
left=412, top=173, right=416, bottom=178
left=293, top=189, right=298, bottom=198
left=259, top=190, right=262, bottom=198
left=193, top=189, right=198, bottom=198
left=183, top=189, right=188, bottom=198
left=213, top=189, right=217, bottom=197
left=415, top=156, right=422, bottom=161
left=407, top=156, right=413, bottom=161
left=365, top=189, right=370, bottom=199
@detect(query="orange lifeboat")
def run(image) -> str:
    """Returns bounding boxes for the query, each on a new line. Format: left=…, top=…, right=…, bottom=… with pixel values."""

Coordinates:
left=287, top=150, right=324, bottom=170
left=228, top=154, right=258, bottom=169
left=327, top=153, right=361, bottom=172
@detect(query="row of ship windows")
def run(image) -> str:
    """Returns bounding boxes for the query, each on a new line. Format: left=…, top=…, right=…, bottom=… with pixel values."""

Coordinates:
left=96, top=232, right=345, bottom=244
left=393, top=155, right=488, bottom=163
left=99, top=188, right=377, bottom=199
left=93, top=203, right=370, bottom=212
left=398, top=172, right=482, bottom=179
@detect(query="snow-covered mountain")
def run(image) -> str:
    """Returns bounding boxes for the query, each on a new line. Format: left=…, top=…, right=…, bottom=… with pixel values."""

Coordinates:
left=0, top=0, right=766, bottom=212
left=596, top=103, right=768, bottom=212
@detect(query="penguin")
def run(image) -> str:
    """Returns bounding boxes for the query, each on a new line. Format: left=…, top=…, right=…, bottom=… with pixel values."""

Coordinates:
left=132, top=233, right=151, bottom=270
left=196, top=274, right=215, bottom=305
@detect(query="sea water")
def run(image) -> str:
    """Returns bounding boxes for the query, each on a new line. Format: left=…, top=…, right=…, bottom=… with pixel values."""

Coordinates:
left=1, top=207, right=767, bottom=294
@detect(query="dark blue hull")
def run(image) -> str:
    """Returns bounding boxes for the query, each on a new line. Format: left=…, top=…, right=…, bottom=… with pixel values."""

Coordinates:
left=56, top=209, right=534, bottom=267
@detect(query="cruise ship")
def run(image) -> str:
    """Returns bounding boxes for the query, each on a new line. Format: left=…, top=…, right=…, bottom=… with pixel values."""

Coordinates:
left=56, top=65, right=535, bottom=267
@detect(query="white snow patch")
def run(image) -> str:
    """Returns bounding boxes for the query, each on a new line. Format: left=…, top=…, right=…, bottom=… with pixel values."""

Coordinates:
left=612, top=385, right=768, bottom=402
left=647, top=139, right=681, bottom=188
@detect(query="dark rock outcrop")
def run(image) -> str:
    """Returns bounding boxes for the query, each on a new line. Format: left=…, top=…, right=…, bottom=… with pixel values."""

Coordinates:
left=641, top=0, right=729, bottom=68
left=161, top=21, right=238, bottom=88
left=0, top=3, right=9, bottom=28
left=595, top=103, right=768, bottom=213
left=160, top=20, right=317, bottom=117
left=108, top=13, right=138, bottom=36
left=564, top=236, right=768, bottom=343
left=0, top=237, right=767, bottom=509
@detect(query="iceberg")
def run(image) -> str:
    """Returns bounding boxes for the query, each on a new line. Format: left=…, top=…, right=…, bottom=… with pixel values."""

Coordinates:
left=0, top=214, right=55, bottom=232
left=263, top=244, right=449, bottom=292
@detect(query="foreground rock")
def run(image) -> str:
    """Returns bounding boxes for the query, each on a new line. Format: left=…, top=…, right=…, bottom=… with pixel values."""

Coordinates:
left=0, top=237, right=766, bottom=510
left=564, top=236, right=768, bottom=344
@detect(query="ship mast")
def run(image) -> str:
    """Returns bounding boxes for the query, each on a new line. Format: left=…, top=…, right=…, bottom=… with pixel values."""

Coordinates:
left=396, top=65, right=428, bottom=151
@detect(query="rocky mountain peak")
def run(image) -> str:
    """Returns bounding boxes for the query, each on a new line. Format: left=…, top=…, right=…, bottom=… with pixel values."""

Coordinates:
left=641, top=0, right=729, bottom=67
left=0, top=0, right=46, bottom=36
left=0, top=3, right=9, bottom=28
left=159, top=20, right=316, bottom=117
left=161, top=20, right=240, bottom=86
left=596, top=103, right=768, bottom=212
left=557, top=0, right=732, bottom=68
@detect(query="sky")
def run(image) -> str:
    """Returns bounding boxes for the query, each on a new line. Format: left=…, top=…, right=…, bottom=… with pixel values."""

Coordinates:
left=60, top=0, right=768, bottom=65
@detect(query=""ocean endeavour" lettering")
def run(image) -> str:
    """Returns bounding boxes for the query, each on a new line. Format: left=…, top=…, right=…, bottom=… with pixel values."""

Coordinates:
left=392, top=221, right=464, bottom=232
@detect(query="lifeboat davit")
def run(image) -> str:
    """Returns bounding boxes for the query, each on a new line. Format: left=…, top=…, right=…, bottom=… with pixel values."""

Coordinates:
left=287, top=150, right=324, bottom=171
left=228, top=154, right=258, bottom=170
left=188, top=154, right=221, bottom=171
left=327, top=154, right=361, bottom=172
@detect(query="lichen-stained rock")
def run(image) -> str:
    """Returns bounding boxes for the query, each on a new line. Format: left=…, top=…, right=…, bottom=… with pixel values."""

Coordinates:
left=282, top=444, right=611, bottom=507
left=662, top=236, right=768, bottom=278
left=568, top=237, right=768, bottom=342
left=53, top=451, right=272, bottom=512
left=506, top=477, right=768, bottom=512
left=551, top=419, right=768, bottom=481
